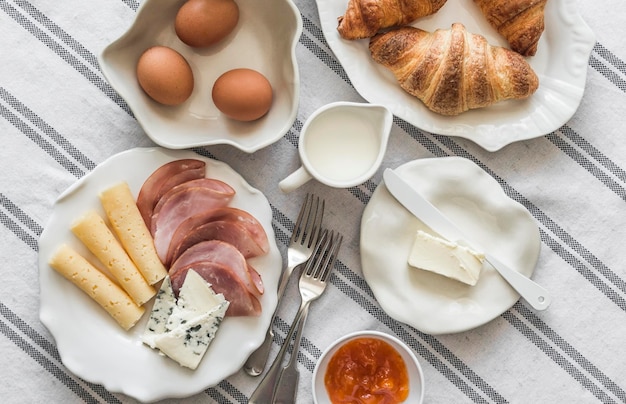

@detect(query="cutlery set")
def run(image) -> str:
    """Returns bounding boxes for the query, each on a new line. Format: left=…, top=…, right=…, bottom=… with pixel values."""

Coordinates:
left=247, top=194, right=343, bottom=403
left=244, top=194, right=325, bottom=376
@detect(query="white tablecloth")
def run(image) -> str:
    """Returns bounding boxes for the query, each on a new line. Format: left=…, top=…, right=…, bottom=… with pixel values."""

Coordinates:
left=2, top=0, right=626, bottom=403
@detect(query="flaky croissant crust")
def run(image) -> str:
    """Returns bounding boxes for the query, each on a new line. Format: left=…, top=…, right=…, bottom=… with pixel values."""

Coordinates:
left=369, top=23, right=539, bottom=116
left=474, top=0, right=547, bottom=56
left=337, top=0, right=448, bottom=40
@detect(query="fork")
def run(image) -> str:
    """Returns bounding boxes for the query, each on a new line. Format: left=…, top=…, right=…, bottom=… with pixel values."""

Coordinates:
left=244, top=193, right=325, bottom=377
left=249, top=229, right=342, bottom=404
left=272, top=230, right=342, bottom=404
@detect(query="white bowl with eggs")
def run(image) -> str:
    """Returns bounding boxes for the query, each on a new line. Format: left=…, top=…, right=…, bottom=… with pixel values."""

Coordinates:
left=98, top=0, right=302, bottom=152
left=313, top=330, right=425, bottom=404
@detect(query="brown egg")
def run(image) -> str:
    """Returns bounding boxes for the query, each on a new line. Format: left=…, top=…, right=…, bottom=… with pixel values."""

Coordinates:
left=136, top=46, right=194, bottom=106
left=175, top=0, right=239, bottom=48
left=212, top=68, right=273, bottom=122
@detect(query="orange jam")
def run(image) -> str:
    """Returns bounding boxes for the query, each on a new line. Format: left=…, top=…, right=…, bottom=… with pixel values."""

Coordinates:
left=324, top=337, right=409, bottom=404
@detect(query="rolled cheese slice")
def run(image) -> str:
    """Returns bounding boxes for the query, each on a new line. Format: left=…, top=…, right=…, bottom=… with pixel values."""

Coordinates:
left=408, top=230, right=485, bottom=286
left=100, top=182, right=167, bottom=285
left=48, top=244, right=145, bottom=330
left=71, top=210, right=155, bottom=306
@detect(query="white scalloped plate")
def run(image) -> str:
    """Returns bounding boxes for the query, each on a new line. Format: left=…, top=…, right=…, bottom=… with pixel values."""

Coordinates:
left=360, top=157, right=541, bottom=334
left=99, top=0, right=302, bottom=152
left=316, top=0, right=595, bottom=151
left=38, top=147, right=282, bottom=402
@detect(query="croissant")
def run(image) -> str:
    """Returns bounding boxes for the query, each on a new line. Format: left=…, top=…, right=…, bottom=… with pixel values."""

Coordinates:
left=369, top=23, right=539, bottom=116
left=337, top=0, right=448, bottom=40
left=474, top=0, right=547, bottom=56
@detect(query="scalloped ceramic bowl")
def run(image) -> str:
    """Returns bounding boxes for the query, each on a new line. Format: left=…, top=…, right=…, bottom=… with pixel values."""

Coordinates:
left=98, top=0, right=302, bottom=152
left=313, top=331, right=425, bottom=404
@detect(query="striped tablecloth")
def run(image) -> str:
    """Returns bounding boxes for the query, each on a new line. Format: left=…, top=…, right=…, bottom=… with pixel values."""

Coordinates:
left=2, top=0, right=626, bottom=403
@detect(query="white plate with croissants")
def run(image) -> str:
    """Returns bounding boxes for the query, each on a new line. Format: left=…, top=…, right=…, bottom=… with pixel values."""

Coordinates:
left=316, top=0, right=596, bottom=151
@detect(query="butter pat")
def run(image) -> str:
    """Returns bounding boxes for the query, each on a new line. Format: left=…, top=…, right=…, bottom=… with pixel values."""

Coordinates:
left=408, top=230, right=485, bottom=286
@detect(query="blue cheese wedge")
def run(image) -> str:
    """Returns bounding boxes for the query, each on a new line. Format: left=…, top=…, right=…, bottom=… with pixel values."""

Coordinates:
left=153, top=298, right=228, bottom=370
left=166, top=269, right=227, bottom=323
left=142, top=276, right=176, bottom=349
left=142, top=270, right=229, bottom=369
left=408, top=230, right=485, bottom=286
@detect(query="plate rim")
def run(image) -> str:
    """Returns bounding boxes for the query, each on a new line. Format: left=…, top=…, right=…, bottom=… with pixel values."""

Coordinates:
left=360, top=156, right=541, bottom=334
left=38, top=147, right=282, bottom=401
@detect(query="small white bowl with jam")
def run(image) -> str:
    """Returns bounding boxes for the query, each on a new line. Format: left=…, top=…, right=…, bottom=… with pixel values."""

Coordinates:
left=312, top=330, right=425, bottom=404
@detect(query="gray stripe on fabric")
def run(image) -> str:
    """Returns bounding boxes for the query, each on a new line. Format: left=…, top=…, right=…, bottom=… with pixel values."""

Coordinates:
left=120, top=0, right=140, bottom=12
left=559, top=125, right=626, bottom=183
left=0, top=0, right=132, bottom=115
left=14, top=0, right=100, bottom=70
left=285, top=124, right=301, bottom=148
left=539, top=227, right=626, bottom=310
left=215, top=380, right=248, bottom=404
left=503, top=309, right=618, bottom=404
left=594, top=42, right=626, bottom=76
left=0, top=306, right=117, bottom=404
left=589, top=54, right=626, bottom=93
left=270, top=206, right=292, bottom=247
left=0, top=205, right=39, bottom=252
left=0, top=101, right=86, bottom=178
left=1, top=303, right=124, bottom=403
left=0, top=194, right=41, bottom=249
left=301, top=33, right=352, bottom=86
left=206, top=385, right=233, bottom=404
left=514, top=302, right=626, bottom=402
left=547, top=131, right=626, bottom=202
left=0, top=87, right=95, bottom=172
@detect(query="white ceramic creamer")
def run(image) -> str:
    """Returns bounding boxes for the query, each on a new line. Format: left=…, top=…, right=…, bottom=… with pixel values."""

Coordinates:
left=279, top=102, right=392, bottom=193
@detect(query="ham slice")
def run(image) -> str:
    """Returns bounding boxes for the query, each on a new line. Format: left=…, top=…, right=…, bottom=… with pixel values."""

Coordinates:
left=151, top=178, right=236, bottom=222
left=165, top=207, right=269, bottom=266
left=136, top=159, right=205, bottom=229
left=150, top=180, right=235, bottom=262
left=170, top=263, right=262, bottom=317
left=167, top=220, right=266, bottom=266
left=169, top=240, right=264, bottom=296
left=135, top=159, right=270, bottom=318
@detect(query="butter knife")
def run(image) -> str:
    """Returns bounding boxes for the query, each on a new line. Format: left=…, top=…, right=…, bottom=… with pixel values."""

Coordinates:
left=383, top=168, right=551, bottom=311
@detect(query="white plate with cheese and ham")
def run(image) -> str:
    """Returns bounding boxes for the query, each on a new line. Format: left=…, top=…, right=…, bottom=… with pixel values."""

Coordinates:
left=38, top=147, right=282, bottom=402
left=360, top=157, right=541, bottom=335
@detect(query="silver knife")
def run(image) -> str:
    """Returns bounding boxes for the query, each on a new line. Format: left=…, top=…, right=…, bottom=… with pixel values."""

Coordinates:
left=383, top=168, right=551, bottom=311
